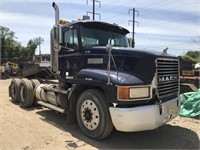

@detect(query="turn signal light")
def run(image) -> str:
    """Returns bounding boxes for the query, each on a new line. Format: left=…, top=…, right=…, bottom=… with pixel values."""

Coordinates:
left=117, top=87, right=129, bottom=100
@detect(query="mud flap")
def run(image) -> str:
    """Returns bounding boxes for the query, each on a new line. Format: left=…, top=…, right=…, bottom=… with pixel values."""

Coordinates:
left=66, top=105, right=76, bottom=125
left=66, top=89, right=77, bottom=125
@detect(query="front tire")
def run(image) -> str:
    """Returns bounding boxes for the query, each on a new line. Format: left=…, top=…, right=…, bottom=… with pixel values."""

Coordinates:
left=76, top=89, right=114, bottom=140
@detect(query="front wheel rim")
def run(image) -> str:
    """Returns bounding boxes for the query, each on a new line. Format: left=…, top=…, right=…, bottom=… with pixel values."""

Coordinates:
left=80, top=99, right=100, bottom=130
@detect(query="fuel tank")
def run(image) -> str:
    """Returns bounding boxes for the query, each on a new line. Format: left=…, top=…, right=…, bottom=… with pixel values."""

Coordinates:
left=34, top=84, right=67, bottom=109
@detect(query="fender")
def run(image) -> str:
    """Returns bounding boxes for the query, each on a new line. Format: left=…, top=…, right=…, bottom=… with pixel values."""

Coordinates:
left=68, top=69, right=147, bottom=104
left=76, top=69, right=145, bottom=85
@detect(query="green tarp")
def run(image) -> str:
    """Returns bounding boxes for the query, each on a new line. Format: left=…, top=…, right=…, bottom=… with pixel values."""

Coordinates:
left=179, top=89, right=200, bottom=119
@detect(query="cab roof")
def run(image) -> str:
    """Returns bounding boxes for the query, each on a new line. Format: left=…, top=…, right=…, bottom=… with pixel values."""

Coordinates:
left=62, top=20, right=130, bottom=34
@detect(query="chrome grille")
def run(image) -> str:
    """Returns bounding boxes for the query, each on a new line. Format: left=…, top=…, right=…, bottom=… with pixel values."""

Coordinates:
left=156, top=58, right=179, bottom=99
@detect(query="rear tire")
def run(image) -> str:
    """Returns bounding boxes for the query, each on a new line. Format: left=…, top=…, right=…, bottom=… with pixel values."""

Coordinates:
left=76, top=89, right=114, bottom=140
left=31, top=79, right=40, bottom=106
left=19, top=78, right=34, bottom=108
left=9, top=78, right=21, bottom=103
left=31, top=79, right=40, bottom=89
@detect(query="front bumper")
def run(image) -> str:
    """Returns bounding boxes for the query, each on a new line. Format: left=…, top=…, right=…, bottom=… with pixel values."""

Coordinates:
left=109, top=97, right=180, bottom=132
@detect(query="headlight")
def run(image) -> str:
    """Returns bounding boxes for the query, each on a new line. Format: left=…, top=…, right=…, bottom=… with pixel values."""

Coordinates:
left=117, top=86, right=151, bottom=101
left=129, top=87, right=150, bottom=99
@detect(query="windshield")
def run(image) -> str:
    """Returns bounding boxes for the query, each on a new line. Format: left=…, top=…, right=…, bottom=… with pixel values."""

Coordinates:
left=80, top=23, right=129, bottom=48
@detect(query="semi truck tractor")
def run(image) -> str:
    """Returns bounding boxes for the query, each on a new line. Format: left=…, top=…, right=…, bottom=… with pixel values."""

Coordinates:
left=9, top=2, right=180, bottom=140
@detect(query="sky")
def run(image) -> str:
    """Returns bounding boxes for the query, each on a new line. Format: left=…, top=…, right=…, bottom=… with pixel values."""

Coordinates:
left=1, top=0, right=200, bottom=56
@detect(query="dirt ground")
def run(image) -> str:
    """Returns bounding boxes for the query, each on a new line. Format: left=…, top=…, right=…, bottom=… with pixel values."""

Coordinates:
left=0, top=79, right=199, bottom=150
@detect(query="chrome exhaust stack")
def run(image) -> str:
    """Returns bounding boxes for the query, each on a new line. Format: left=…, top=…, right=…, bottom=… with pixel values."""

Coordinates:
left=51, top=2, right=61, bottom=73
left=52, top=2, right=60, bottom=25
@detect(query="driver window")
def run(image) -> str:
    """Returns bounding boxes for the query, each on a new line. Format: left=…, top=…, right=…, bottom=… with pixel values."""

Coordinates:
left=64, top=28, right=79, bottom=50
left=108, top=38, right=115, bottom=46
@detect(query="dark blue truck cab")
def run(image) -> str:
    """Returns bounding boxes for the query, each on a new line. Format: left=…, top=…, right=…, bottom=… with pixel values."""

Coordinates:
left=9, top=2, right=180, bottom=140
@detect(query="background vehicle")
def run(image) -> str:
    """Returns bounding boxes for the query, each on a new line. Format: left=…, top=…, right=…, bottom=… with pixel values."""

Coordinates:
left=9, top=2, right=180, bottom=140
left=179, top=57, right=200, bottom=93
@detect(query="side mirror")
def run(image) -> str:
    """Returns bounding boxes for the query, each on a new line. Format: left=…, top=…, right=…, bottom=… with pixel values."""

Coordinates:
left=64, top=29, right=71, bottom=48
left=53, top=25, right=62, bottom=44
left=127, top=38, right=132, bottom=47
left=53, top=25, right=62, bottom=51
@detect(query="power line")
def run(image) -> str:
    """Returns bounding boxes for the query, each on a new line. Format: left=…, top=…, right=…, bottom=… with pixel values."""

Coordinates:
left=138, top=1, right=198, bottom=16
left=144, top=42, right=196, bottom=49
left=95, top=0, right=133, bottom=20
left=98, top=0, right=198, bottom=25
left=139, top=0, right=173, bottom=10
left=101, top=0, right=132, bottom=12
left=138, top=23, right=155, bottom=46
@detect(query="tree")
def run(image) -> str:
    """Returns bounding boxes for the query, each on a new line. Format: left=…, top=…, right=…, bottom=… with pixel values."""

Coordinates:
left=0, top=26, right=17, bottom=61
left=27, top=39, right=37, bottom=61
left=34, top=36, right=44, bottom=55
left=26, top=37, right=44, bottom=61
left=182, top=50, right=200, bottom=65
left=19, top=47, right=29, bottom=60
left=0, top=26, right=45, bottom=63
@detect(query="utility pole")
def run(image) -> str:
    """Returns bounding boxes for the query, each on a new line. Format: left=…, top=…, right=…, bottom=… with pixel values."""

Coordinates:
left=128, top=8, right=139, bottom=48
left=93, top=0, right=95, bottom=20
left=86, top=0, right=101, bottom=20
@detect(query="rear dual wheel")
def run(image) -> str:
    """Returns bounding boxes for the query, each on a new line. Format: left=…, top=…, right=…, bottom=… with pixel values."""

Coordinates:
left=31, top=79, right=40, bottom=106
left=9, top=78, right=21, bottom=103
left=31, top=79, right=40, bottom=89
left=19, top=78, right=34, bottom=107
left=9, top=78, right=40, bottom=107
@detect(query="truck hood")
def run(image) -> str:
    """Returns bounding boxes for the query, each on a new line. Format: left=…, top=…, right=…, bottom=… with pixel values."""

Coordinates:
left=89, top=46, right=176, bottom=58
left=83, top=47, right=177, bottom=85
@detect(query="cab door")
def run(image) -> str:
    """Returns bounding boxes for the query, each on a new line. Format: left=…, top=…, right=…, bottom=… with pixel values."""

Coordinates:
left=59, top=26, right=82, bottom=79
